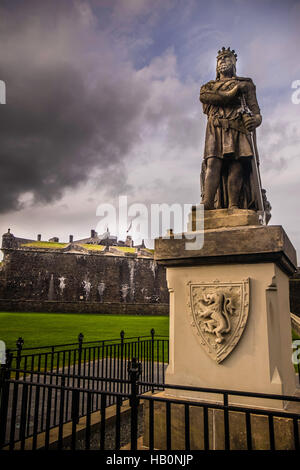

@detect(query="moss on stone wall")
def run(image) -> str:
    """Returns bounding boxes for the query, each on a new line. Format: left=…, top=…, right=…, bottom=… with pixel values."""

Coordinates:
left=0, top=248, right=169, bottom=312
left=21, top=241, right=68, bottom=249
left=81, top=244, right=105, bottom=251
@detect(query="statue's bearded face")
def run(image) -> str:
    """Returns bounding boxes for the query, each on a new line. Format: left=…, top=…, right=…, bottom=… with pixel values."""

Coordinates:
left=216, top=53, right=235, bottom=76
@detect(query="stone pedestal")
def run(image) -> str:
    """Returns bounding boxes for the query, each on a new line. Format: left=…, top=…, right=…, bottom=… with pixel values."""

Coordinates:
left=143, top=394, right=300, bottom=450
left=188, top=206, right=260, bottom=231
left=154, top=213, right=298, bottom=409
left=145, top=212, right=300, bottom=450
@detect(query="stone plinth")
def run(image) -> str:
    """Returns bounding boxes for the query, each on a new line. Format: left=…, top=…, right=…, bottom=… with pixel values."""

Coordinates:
left=154, top=220, right=298, bottom=410
left=188, top=207, right=260, bottom=231
left=143, top=393, right=300, bottom=450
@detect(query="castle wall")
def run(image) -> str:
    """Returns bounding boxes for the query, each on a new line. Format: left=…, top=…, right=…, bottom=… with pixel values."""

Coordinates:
left=0, top=249, right=169, bottom=315
left=289, top=269, right=300, bottom=318
left=1, top=242, right=297, bottom=318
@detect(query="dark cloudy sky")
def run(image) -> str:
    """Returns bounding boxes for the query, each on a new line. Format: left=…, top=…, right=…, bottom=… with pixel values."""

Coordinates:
left=0, top=0, right=300, bottom=256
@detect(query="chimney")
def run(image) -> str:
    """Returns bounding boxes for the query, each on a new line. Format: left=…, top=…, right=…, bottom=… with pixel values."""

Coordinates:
left=91, top=229, right=95, bottom=238
left=2, top=229, right=16, bottom=250
left=125, top=235, right=133, bottom=247
left=69, top=235, right=73, bottom=243
left=49, top=237, right=59, bottom=243
left=37, top=234, right=41, bottom=241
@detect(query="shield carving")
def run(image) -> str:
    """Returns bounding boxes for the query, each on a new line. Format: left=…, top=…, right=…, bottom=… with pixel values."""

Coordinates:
left=187, top=279, right=250, bottom=363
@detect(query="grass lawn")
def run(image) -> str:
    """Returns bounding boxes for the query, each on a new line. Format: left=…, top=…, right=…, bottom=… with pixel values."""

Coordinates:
left=292, top=328, right=300, bottom=340
left=0, top=312, right=169, bottom=351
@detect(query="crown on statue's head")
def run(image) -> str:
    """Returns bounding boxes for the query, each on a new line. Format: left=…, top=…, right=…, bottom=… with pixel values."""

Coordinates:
left=217, top=47, right=237, bottom=62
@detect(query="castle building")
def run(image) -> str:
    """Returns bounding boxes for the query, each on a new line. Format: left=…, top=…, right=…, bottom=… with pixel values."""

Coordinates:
left=1, top=228, right=299, bottom=320
left=0, top=229, right=169, bottom=315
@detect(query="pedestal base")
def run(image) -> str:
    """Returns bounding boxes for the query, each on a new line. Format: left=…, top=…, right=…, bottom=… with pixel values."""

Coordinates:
left=165, top=261, right=297, bottom=409
left=143, top=392, right=300, bottom=450
left=155, top=223, right=298, bottom=410
left=188, top=207, right=260, bottom=231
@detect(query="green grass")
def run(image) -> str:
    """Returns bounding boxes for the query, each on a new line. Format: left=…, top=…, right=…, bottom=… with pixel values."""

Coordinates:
left=0, top=312, right=169, bottom=351
left=292, top=328, right=300, bottom=340
left=0, top=312, right=169, bottom=372
left=81, top=244, right=105, bottom=251
left=114, top=246, right=136, bottom=253
left=292, top=329, right=300, bottom=374
left=21, top=241, right=68, bottom=249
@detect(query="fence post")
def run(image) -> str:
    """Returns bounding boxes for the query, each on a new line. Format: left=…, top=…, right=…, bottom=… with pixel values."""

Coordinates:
left=58, top=376, right=66, bottom=450
left=77, top=333, right=84, bottom=388
left=71, top=389, right=80, bottom=450
left=151, top=328, right=155, bottom=392
left=120, top=330, right=125, bottom=394
left=128, top=357, right=142, bottom=451
left=223, top=392, right=230, bottom=450
left=0, top=349, right=13, bottom=448
left=16, top=337, right=24, bottom=376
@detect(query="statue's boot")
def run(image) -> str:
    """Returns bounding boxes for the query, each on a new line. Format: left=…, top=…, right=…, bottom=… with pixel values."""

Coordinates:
left=203, top=201, right=215, bottom=210
left=202, top=187, right=217, bottom=210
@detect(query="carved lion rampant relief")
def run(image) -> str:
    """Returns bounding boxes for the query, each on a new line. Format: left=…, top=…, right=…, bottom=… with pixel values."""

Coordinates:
left=187, top=279, right=250, bottom=363
left=198, top=291, right=234, bottom=344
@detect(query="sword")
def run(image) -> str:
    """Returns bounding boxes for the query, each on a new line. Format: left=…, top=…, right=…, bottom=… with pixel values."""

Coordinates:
left=239, top=94, right=265, bottom=225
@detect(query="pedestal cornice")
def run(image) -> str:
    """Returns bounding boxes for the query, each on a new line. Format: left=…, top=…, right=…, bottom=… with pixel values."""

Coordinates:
left=154, top=225, right=297, bottom=276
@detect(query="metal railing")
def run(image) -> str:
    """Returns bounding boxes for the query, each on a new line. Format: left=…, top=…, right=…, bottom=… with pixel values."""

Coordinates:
left=140, top=380, right=300, bottom=451
left=8, top=329, right=169, bottom=375
left=0, top=331, right=168, bottom=448
left=6, top=330, right=168, bottom=395
left=1, top=358, right=300, bottom=451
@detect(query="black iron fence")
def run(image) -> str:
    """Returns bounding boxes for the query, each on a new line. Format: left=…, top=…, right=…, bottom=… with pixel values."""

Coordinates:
left=0, top=357, right=300, bottom=451
left=141, top=380, right=300, bottom=451
left=8, top=329, right=168, bottom=378
left=0, top=331, right=168, bottom=448
left=0, top=368, right=132, bottom=450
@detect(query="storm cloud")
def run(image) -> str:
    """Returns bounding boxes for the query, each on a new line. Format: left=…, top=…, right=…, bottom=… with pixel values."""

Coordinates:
left=0, top=0, right=154, bottom=212
left=0, top=0, right=202, bottom=214
left=1, top=0, right=300, bottom=254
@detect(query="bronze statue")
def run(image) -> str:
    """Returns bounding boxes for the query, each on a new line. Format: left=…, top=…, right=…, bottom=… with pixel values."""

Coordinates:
left=199, top=47, right=270, bottom=221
